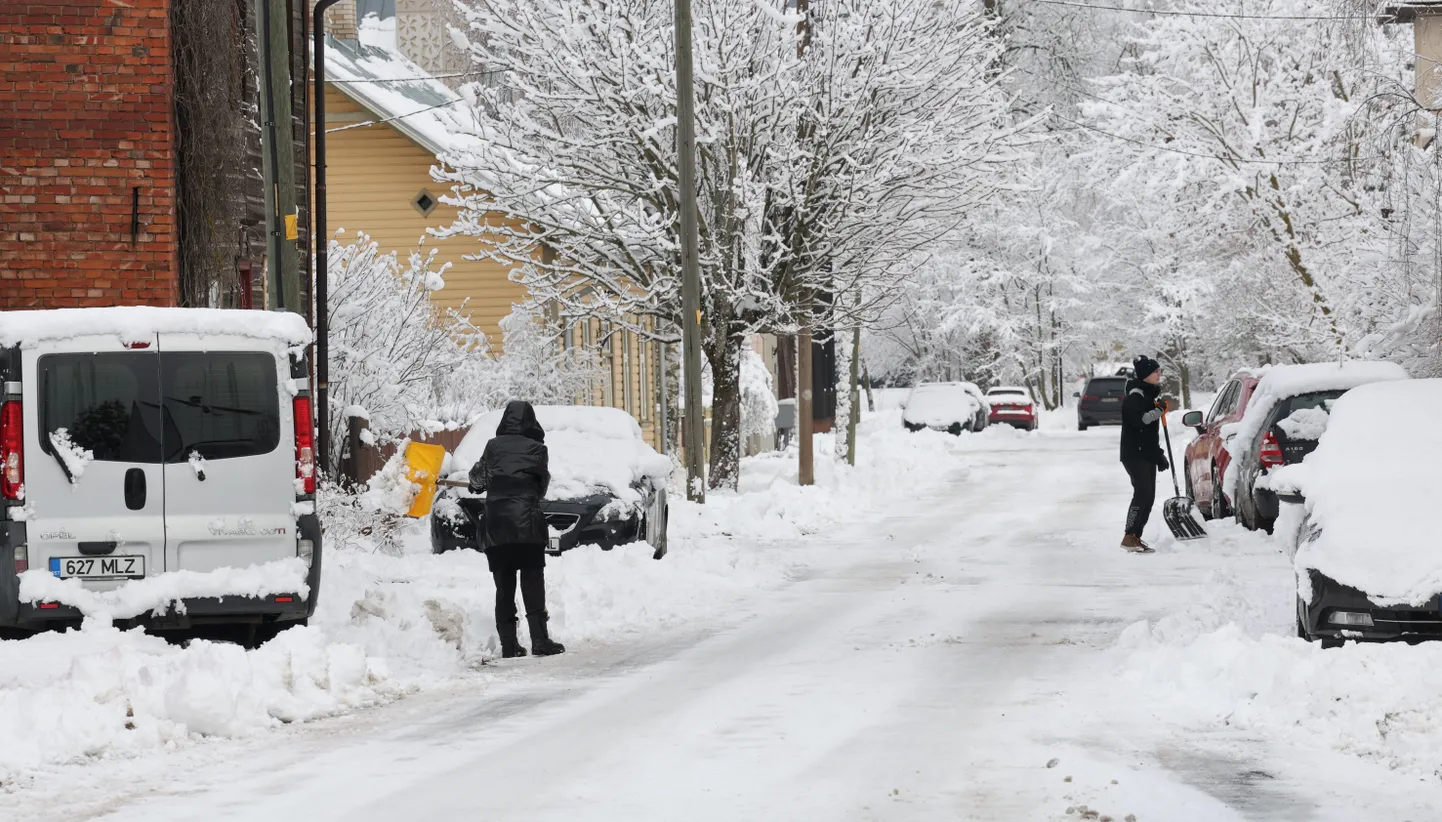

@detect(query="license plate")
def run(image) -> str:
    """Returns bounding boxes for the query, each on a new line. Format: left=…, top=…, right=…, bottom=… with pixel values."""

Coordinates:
left=1101, top=397, right=1120, bottom=403
left=546, top=537, right=562, bottom=555
left=49, top=555, right=146, bottom=579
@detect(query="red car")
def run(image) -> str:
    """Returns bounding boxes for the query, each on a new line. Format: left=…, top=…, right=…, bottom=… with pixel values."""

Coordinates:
left=985, top=386, right=1037, bottom=431
left=1181, top=370, right=1262, bottom=519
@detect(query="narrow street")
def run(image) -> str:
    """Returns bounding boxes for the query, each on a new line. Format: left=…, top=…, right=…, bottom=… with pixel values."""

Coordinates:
left=10, top=430, right=1442, bottom=822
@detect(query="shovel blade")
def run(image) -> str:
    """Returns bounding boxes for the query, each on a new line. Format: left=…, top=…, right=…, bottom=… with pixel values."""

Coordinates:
left=1163, top=496, right=1208, bottom=541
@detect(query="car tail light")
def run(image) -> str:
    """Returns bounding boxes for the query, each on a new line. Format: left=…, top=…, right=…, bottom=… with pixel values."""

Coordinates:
left=13, top=544, right=26, bottom=574
left=1, top=400, right=22, bottom=501
left=1259, top=430, right=1284, bottom=468
left=293, top=396, right=316, bottom=495
left=1082, top=395, right=1098, bottom=402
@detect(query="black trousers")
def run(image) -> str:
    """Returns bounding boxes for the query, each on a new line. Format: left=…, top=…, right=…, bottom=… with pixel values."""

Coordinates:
left=494, top=567, right=546, bottom=627
left=1123, top=459, right=1157, bottom=537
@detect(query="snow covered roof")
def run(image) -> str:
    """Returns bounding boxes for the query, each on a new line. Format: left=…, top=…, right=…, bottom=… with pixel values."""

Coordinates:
left=0, top=307, right=312, bottom=348
left=451, top=405, right=671, bottom=504
left=1283, top=379, right=1442, bottom=604
left=323, top=32, right=480, bottom=158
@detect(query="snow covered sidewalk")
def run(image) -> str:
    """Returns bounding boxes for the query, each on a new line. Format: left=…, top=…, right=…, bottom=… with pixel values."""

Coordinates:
left=0, top=411, right=973, bottom=787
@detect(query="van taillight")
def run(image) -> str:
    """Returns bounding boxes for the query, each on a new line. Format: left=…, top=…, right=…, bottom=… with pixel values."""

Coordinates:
left=1, top=400, right=22, bottom=500
left=294, top=396, right=316, bottom=495
left=1259, top=430, right=1284, bottom=468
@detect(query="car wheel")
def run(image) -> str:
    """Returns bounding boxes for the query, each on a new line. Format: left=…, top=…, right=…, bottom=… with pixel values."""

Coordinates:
left=1211, top=464, right=1230, bottom=519
left=1319, top=636, right=1345, bottom=650
left=1078, top=422, right=1088, bottom=432
left=1295, top=595, right=1311, bottom=641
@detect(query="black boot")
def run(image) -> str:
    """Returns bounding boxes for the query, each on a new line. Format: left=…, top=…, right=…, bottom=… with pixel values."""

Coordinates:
left=519, top=567, right=565, bottom=656
left=527, top=611, right=566, bottom=657
left=498, top=617, right=528, bottom=659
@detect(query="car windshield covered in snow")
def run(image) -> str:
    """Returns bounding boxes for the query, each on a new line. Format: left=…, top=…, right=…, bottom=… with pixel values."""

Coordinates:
left=902, top=383, right=981, bottom=428
left=451, top=405, right=671, bottom=504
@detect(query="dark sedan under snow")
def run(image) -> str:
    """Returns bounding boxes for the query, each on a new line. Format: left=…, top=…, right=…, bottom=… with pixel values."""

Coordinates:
left=430, top=406, right=671, bottom=560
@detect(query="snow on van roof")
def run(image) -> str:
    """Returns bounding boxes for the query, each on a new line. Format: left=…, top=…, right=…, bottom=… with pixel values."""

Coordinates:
left=0, top=308, right=312, bottom=348
left=1277, top=379, right=1442, bottom=604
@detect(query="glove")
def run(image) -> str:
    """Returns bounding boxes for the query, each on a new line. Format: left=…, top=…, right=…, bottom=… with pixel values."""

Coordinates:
left=1156, top=454, right=1169, bottom=473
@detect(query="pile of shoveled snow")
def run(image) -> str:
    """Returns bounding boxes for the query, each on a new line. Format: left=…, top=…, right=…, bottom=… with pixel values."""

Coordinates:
left=1113, top=521, right=1442, bottom=778
left=0, top=407, right=960, bottom=782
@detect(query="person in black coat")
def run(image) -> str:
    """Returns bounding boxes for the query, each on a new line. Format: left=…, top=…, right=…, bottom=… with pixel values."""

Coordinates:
left=1119, top=356, right=1169, bottom=553
left=469, top=400, right=565, bottom=658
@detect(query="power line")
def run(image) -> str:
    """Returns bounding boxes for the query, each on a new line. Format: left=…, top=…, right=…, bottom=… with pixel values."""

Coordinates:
left=1027, top=0, right=1362, bottom=21
left=324, top=97, right=465, bottom=134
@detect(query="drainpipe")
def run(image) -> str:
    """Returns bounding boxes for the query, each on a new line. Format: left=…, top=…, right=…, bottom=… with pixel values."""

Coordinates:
left=312, top=0, right=341, bottom=478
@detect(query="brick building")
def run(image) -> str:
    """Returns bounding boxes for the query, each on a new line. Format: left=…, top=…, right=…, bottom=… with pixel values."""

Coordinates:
left=0, top=1, right=311, bottom=311
left=0, top=1, right=179, bottom=307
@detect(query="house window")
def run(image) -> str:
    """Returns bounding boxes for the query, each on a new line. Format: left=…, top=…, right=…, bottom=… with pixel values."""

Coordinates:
left=411, top=188, right=437, bottom=217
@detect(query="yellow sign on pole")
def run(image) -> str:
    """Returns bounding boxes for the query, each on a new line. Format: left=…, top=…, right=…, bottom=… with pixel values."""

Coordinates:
left=284, top=212, right=299, bottom=241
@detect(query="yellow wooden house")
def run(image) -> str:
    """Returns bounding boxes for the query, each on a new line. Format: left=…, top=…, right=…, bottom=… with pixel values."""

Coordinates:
left=317, top=18, right=669, bottom=450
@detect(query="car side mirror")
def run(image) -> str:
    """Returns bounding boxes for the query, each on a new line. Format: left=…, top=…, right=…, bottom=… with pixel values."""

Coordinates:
left=1181, top=411, right=1204, bottom=429
left=1277, top=491, right=1306, bottom=506
left=1072, top=392, right=1080, bottom=399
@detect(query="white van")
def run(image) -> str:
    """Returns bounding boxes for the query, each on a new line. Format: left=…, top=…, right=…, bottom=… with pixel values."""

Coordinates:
left=0, top=308, right=321, bottom=638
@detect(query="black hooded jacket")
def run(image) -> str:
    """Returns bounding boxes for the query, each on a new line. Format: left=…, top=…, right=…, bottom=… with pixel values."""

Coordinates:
left=1119, top=379, right=1166, bottom=466
left=469, top=401, right=551, bottom=548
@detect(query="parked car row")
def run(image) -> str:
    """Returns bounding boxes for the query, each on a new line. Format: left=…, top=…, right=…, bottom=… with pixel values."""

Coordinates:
left=1176, top=360, right=1425, bottom=648
left=901, top=383, right=1040, bottom=435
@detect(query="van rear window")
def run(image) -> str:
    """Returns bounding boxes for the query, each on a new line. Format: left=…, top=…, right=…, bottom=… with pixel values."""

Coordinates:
left=162, top=352, right=279, bottom=461
left=39, top=352, right=279, bottom=463
left=40, top=353, right=164, bottom=463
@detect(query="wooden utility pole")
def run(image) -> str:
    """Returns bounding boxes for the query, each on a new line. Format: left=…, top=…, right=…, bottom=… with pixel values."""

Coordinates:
left=846, top=324, right=859, bottom=466
left=796, top=0, right=815, bottom=486
left=798, top=322, right=814, bottom=485
left=674, top=0, right=707, bottom=501
left=255, top=0, right=301, bottom=313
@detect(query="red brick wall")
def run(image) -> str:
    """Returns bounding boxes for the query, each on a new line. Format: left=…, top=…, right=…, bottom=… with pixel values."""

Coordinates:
left=0, top=1, right=178, bottom=308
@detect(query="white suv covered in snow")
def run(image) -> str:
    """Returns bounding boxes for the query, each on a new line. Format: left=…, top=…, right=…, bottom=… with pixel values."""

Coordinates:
left=0, top=308, right=322, bottom=638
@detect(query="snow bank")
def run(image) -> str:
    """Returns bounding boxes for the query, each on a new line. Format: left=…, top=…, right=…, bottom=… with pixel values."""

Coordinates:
left=451, top=406, right=672, bottom=504
left=902, top=384, right=981, bottom=427
left=0, top=307, right=311, bottom=348
left=1222, top=360, right=1407, bottom=496
left=1282, top=379, right=1442, bottom=604
left=17, top=559, right=311, bottom=622
left=0, top=626, right=392, bottom=779
left=0, top=408, right=964, bottom=782
left=1117, top=532, right=1442, bottom=777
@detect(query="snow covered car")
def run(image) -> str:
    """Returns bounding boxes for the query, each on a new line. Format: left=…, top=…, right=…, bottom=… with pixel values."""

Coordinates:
left=901, top=383, right=985, bottom=434
left=1273, top=379, right=1442, bottom=646
left=986, top=386, right=1037, bottom=431
left=431, top=406, right=672, bottom=560
left=1220, top=361, right=1407, bottom=533
left=0, top=308, right=322, bottom=637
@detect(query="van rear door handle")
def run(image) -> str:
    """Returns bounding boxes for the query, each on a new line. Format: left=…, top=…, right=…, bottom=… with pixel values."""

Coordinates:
left=79, top=541, right=117, bottom=556
left=124, top=468, right=146, bottom=511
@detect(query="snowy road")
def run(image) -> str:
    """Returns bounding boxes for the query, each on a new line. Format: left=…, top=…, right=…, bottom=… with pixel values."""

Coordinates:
left=9, top=429, right=1442, bottom=821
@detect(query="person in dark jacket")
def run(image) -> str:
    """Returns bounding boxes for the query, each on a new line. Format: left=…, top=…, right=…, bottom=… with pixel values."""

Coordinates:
left=469, top=400, right=566, bottom=658
left=1119, top=356, right=1169, bottom=553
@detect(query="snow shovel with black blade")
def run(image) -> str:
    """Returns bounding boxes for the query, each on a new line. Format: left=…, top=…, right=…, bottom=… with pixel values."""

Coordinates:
left=1160, top=408, right=1208, bottom=541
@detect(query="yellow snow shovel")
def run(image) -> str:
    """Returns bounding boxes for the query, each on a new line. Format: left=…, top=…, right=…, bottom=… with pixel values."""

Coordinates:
left=402, top=442, right=448, bottom=518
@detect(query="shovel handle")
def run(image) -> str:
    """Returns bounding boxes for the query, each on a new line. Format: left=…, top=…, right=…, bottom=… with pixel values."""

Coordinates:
left=437, top=479, right=470, bottom=488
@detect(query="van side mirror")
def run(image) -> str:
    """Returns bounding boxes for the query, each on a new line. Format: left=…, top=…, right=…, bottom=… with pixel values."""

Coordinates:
left=1181, top=411, right=1204, bottom=429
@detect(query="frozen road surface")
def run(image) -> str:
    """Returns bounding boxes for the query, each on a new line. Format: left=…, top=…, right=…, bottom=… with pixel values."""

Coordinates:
left=8, top=427, right=1442, bottom=821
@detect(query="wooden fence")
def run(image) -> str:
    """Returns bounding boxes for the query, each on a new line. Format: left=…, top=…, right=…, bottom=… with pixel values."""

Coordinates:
left=340, top=418, right=472, bottom=488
